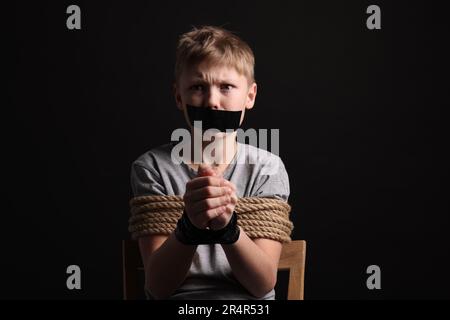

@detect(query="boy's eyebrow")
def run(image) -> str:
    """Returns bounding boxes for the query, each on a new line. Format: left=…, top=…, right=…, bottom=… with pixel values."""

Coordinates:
left=190, top=75, right=237, bottom=84
left=189, top=71, right=239, bottom=83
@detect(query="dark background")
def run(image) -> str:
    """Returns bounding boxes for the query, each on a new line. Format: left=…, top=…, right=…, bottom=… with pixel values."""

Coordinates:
left=6, top=0, right=449, bottom=299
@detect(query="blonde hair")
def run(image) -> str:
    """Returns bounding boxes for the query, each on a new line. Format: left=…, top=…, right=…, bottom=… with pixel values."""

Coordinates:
left=175, top=25, right=255, bottom=85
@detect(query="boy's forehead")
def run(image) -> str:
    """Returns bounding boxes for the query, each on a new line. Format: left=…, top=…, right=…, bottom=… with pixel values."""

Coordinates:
left=183, top=63, right=244, bottom=81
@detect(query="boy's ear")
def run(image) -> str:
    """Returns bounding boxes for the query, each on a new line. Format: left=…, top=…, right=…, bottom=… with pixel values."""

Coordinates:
left=245, top=82, right=257, bottom=110
left=173, top=82, right=183, bottom=110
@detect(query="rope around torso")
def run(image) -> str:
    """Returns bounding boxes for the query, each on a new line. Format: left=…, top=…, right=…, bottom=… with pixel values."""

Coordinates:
left=129, top=195, right=294, bottom=243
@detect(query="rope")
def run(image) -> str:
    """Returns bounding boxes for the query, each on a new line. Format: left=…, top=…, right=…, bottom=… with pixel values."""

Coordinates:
left=128, top=195, right=294, bottom=243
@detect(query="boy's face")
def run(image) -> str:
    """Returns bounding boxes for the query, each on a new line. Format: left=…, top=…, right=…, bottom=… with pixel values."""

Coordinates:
left=174, top=62, right=257, bottom=130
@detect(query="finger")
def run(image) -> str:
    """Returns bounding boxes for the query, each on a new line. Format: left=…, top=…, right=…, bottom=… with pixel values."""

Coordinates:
left=229, top=193, right=238, bottom=205
left=202, top=206, right=226, bottom=221
left=191, top=194, right=232, bottom=213
left=187, top=186, right=231, bottom=202
left=224, top=202, right=235, bottom=214
left=186, top=176, right=224, bottom=190
left=219, top=180, right=237, bottom=204
left=209, top=165, right=222, bottom=177
left=221, top=179, right=237, bottom=192
left=197, top=164, right=215, bottom=177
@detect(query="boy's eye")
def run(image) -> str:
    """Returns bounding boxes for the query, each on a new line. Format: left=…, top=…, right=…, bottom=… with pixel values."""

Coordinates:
left=220, top=84, right=234, bottom=91
left=190, top=85, right=204, bottom=92
left=189, top=84, right=234, bottom=92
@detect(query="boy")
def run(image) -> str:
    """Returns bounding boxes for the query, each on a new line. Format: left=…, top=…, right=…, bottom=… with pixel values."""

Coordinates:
left=130, top=26, right=291, bottom=300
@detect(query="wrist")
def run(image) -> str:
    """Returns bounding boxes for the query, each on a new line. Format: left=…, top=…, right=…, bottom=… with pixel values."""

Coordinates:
left=175, top=210, right=240, bottom=245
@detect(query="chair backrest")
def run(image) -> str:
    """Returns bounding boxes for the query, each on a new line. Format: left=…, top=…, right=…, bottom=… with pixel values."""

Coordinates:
left=122, top=239, right=306, bottom=300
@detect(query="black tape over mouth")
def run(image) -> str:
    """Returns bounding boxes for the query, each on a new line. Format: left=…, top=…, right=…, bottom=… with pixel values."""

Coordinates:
left=186, top=105, right=242, bottom=132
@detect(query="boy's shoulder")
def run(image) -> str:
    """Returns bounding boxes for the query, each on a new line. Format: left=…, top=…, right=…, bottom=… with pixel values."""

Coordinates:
left=239, top=142, right=280, bottom=160
left=132, top=142, right=175, bottom=169
left=238, top=143, right=287, bottom=175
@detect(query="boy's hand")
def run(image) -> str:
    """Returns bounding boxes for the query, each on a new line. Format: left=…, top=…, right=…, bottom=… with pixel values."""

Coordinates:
left=199, top=165, right=237, bottom=230
left=183, top=164, right=237, bottom=230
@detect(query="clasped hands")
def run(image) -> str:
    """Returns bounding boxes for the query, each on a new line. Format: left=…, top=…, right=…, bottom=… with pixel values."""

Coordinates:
left=183, top=164, right=238, bottom=230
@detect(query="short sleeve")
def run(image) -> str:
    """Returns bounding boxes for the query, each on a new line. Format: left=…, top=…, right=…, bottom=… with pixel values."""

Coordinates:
left=130, top=162, right=167, bottom=197
left=252, top=156, right=290, bottom=202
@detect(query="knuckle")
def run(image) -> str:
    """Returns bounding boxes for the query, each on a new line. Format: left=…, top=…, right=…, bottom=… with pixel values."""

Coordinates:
left=205, top=187, right=214, bottom=197
left=205, top=198, right=214, bottom=209
left=206, top=209, right=216, bottom=220
left=225, top=205, right=233, bottom=214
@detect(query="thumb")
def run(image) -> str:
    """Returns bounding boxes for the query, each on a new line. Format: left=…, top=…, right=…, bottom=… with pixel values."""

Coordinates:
left=197, top=164, right=216, bottom=177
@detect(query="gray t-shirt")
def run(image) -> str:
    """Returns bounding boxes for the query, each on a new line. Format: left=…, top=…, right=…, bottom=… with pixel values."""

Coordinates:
left=130, top=142, right=290, bottom=300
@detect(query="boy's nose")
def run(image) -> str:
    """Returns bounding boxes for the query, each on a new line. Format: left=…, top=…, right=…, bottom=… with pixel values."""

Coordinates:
left=203, top=88, right=220, bottom=110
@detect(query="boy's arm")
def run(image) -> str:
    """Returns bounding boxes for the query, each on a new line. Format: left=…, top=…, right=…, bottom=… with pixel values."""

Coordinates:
left=132, top=162, right=197, bottom=299
left=132, top=162, right=231, bottom=299
left=222, top=156, right=290, bottom=298
left=222, top=231, right=282, bottom=298
left=138, top=233, right=197, bottom=299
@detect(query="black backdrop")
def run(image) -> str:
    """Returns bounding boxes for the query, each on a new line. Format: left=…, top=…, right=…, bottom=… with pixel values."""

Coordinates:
left=6, top=0, right=449, bottom=299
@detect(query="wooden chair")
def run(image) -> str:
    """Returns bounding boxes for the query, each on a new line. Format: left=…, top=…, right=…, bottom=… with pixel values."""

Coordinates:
left=278, top=240, right=307, bottom=300
left=122, top=239, right=306, bottom=300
